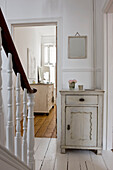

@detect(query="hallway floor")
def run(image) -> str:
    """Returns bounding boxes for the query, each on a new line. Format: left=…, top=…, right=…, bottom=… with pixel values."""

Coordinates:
left=34, top=138, right=113, bottom=170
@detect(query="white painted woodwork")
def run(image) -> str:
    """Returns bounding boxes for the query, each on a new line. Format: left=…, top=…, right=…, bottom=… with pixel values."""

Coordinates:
left=60, top=90, right=104, bottom=154
left=27, top=93, right=35, bottom=170
left=66, top=107, right=97, bottom=147
left=41, top=160, right=55, bottom=170
left=6, top=53, right=14, bottom=154
left=35, top=161, right=42, bottom=170
left=0, top=27, right=3, bottom=145
left=66, top=95, right=98, bottom=105
left=34, top=138, right=113, bottom=170
left=0, top=145, right=30, bottom=170
left=41, top=139, right=57, bottom=170
left=44, top=138, right=56, bottom=161
left=68, top=151, right=81, bottom=170
left=14, top=88, right=24, bottom=126
left=22, top=88, right=27, bottom=163
left=34, top=138, right=47, bottom=170
left=102, top=150, right=113, bottom=170
left=34, top=138, right=50, bottom=161
left=34, top=138, right=42, bottom=154
left=90, top=151, right=107, bottom=170
left=103, top=1, right=113, bottom=150
left=54, top=153, right=67, bottom=170
left=15, top=73, right=21, bottom=159
left=30, top=84, right=54, bottom=114
left=106, top=13, right=113, bottom=150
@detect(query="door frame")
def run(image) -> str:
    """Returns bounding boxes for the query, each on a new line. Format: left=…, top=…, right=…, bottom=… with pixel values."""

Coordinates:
left=8, top=17, right=63, bottom=142
left=103, top=0, right=113, bottom=150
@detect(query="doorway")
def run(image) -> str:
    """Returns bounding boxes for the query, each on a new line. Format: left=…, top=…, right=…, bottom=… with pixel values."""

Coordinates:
left=12, top=23, right=57, bottom=138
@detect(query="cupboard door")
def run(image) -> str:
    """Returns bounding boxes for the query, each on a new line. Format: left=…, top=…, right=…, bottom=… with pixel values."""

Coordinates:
left=66, top=107, right=97, bottom=147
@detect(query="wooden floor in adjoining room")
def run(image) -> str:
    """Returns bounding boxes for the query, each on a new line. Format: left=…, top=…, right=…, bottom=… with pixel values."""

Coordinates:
left=34, top=106, right=57, bottom=138
left=21, top=106, right=57, bottom=138
left=34, top=138, right=113, bottom=170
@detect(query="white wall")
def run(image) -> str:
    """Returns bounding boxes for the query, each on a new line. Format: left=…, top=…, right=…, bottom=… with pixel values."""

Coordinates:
left=0, top=0, right=6, bottom=14
left=6, top=0, right=93, bottom=89
left=13, top=27, right=41, bottom=84
left=0, top=0, right=108, bottom=148
left=62, top=0, right=94, bottom=89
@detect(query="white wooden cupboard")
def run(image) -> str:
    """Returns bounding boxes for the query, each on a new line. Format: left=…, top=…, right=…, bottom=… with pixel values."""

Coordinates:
left=60, top=90, right=104, bottom=154
left=30, top=84, right=54, bottom=115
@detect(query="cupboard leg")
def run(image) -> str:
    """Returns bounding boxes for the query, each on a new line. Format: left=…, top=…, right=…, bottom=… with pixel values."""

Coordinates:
left=61, top=148, right=66, bottom=154
left=97, top=149, right=102, bottom=155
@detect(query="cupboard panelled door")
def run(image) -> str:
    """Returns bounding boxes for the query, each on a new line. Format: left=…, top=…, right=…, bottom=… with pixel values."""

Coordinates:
left=66, top=107, right=97, bottom=147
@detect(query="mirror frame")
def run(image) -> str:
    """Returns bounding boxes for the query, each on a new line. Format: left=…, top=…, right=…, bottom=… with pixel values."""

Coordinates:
left=68, top=36, right=87, bottom=59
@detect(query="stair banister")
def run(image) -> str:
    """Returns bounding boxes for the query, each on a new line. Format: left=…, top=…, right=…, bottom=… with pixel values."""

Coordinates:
left=15, top=73, right=21, bottom=159
left=0, top=8, right=36, bottom=170
left=0, top=27, right=3, bottom=145
left=0, top=8, right=36, bottom=94
left=6, top=53, right=14, bottom=154
left=22, top=88, right=27, bottom=164
left=27, top=93, right=35, bottom=170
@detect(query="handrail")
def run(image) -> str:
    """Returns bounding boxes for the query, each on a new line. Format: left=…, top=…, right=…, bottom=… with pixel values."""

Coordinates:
left=0, top=8, right=37, bottom=93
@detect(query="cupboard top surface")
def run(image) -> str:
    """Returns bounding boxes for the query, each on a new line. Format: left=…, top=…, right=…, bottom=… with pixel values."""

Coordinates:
left=30, top=83, right=53, bottom=86
left=60, top=89, right=104, bottom=95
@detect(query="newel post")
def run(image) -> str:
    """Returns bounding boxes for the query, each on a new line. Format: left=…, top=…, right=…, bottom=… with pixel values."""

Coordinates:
left=6, top=53, right=14, bottom=153
left=27, top=93, right=35, bottom=170
left=0, top=27, right=3, bottom=145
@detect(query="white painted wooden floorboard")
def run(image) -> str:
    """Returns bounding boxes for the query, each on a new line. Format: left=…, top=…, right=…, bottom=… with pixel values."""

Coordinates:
left=102, top=150, right=113, bottom=170
left=41, top=160, right=55, bottom=170
left=86, top=160, right=94, bottom=170
left=54, top=153, right=68, bottom=170
left=69, top=150, right=94, bottom=170
left=34, top=138, right=50, bottom=170
left=68, top=150, right=80, bottom=170
left=41, top=138, right=56, bottom=170
left=78, top=150, right=94, bottom=170
left=90, top=151, right=107, bottom=170
left=34, top=138, right=42, bottom=153
left=34, top=138, right=112, bottom=170
left=35, top=160, right=42, bottom=170
left=34, top=138, right=50, bottom=161
left=44, top=138, right=57, bottom=161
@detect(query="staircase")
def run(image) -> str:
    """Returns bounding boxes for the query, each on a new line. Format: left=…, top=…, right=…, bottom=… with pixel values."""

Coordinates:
left=0, top=8, right=37, bottom=170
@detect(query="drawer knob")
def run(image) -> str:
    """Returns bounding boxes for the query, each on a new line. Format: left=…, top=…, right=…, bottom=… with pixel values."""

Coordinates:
left=79, top=98, right=85, bottom=102
left=67, top=125, right=70, bottom=130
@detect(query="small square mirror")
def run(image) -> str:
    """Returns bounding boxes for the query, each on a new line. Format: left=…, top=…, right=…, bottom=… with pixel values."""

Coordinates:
left=68, top=36, right=87, bottom=59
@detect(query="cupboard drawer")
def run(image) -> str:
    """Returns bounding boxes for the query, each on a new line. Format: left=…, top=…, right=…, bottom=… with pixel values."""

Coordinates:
left=66, top=95, right=98, bottom=105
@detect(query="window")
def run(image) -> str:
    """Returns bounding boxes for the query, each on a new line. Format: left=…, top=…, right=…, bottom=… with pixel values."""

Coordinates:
left=43, top=44, right=56, bottom=66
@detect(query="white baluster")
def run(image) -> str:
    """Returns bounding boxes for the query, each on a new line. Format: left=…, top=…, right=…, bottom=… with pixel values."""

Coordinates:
left=22, top=88, right=27, bottom=163
left=27, top=93, right=35, bottom=170
left=15, top=73, right=21, bottom=159
left=6, top=53, right=14, bottom=153
left=0, top=27, right=3, bottom=145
